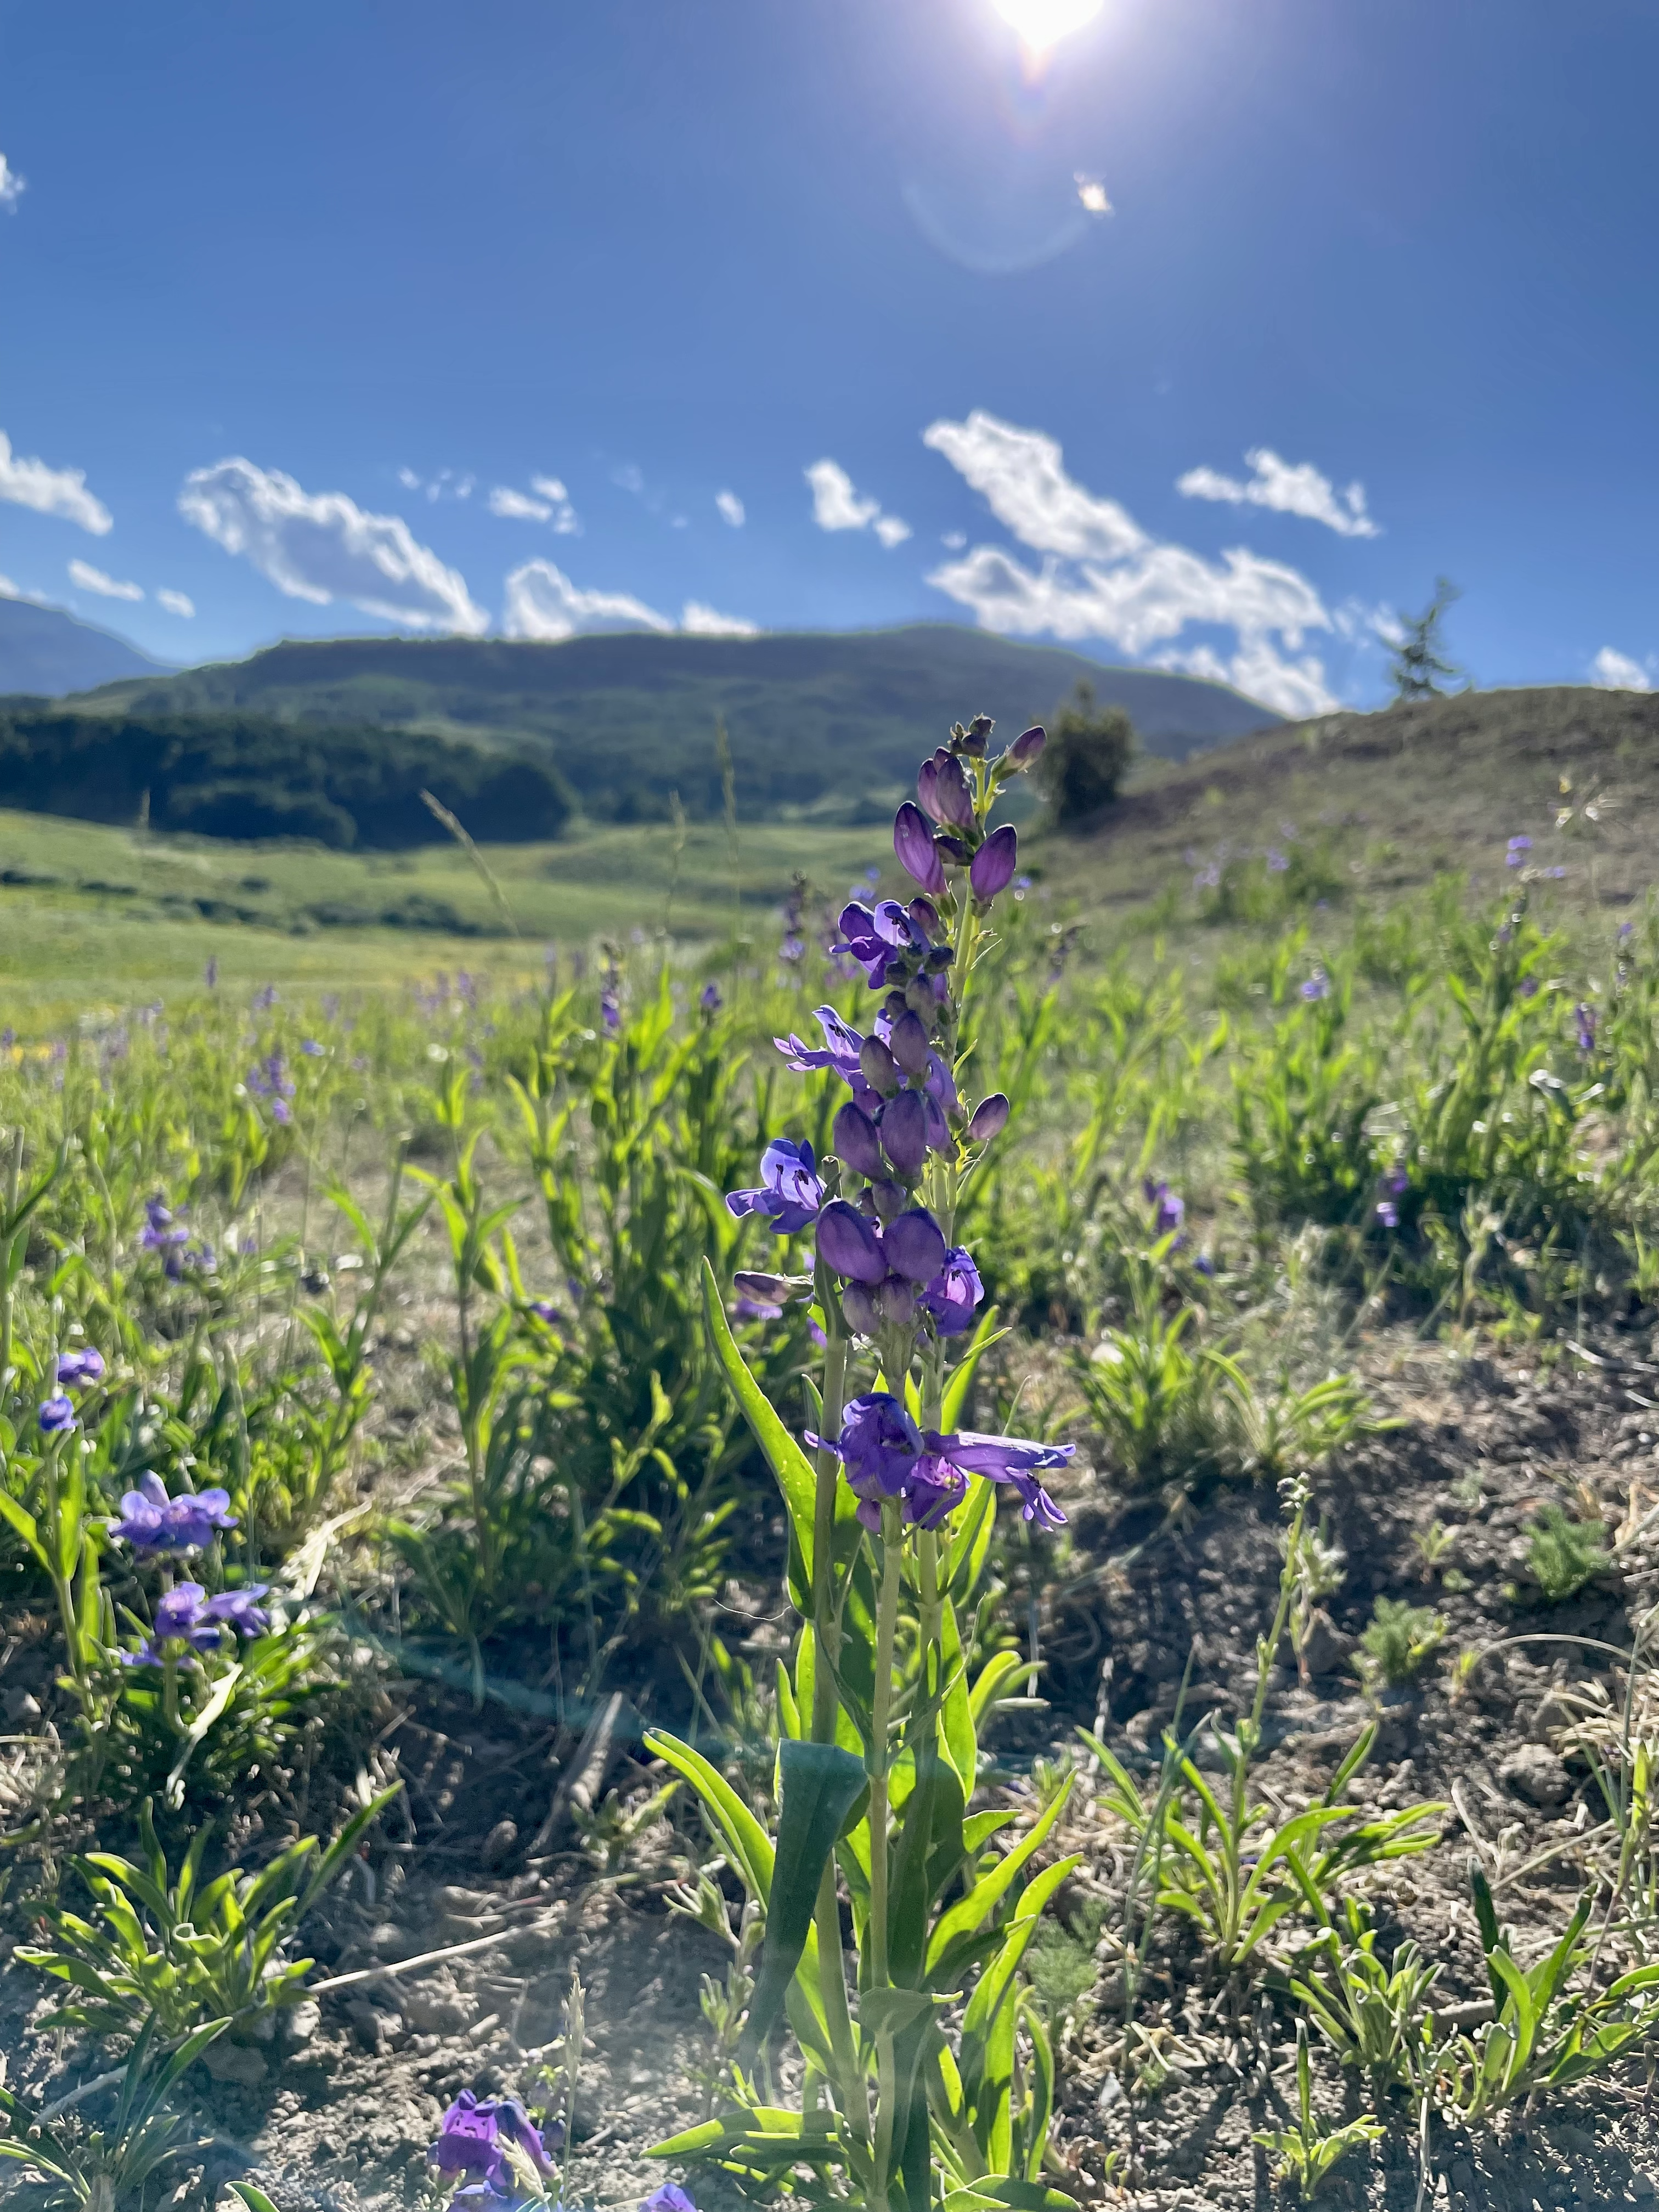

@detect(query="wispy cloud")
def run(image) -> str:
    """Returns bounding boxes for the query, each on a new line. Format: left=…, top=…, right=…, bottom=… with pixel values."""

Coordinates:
left=156, top=588, right=195, bottom=618
left=923, top=409, right=1338, bottom=718
left=1591, top=646, right=1652, bottom=692
left=489, top=478, right=580, bottom=533
left=398, top=465, right=475, bottom=504
left=682, top=600, right=759, bottom=636
left=503, top=559, right=672, bottom=641
left=180, top=458, right=488, bottom=634
left=0, top=155, right=23, bottom=211
left=0, top=575, right=50, bottom=606
left=1177, top=448, right=1380, bottom=539
left=806, top=459, right=911, bottom=549
left=68, top=559, right=143, bottom=602
left=0, top=431, right=113, bottom=535
left=715, top=489, right=746, bottom=528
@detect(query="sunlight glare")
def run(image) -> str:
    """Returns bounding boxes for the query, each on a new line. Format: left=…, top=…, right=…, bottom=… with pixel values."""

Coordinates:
left=990, top=0, right=1105, bottom=56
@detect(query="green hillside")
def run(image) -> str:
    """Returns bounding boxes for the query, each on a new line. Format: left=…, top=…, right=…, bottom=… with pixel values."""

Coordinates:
left=66, top=622, right=1279, bottom=825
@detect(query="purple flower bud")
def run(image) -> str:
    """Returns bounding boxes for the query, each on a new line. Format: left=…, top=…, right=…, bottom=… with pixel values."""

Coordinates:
left=832, top=1101, right=885, bottom=1179
left=969, top=824, right=1018, bottom=901
left=935, top=833, right=970, bottom=865
left=907, top=897, right=940, bottom=937
left=888, top=1010, right=932, bottom=1079
left=860, top=1036, right=903, bottom=1098
left=880, top=1088, right=929, bottom=1174
left=733, top=1271, right=802, bottom=1304
left=816, top=1199, right=888, bottom=1285
left=868, top=1177, right=907, bottom=1223
left=1006, top=724, right=1046, bottom=769
left=841, top=1283, right=879, bottom=1334
left=967, top=1093, right=1010, bottom=1143
left=894, top=803, right=946, bottom=895
left=882, top=1206, right=948, bottom=1283
left=924, top=751, right=974, bottom=828
left=878, top=1276, right=918, bottom=1328
left=960, top=714, right=994, bottom=757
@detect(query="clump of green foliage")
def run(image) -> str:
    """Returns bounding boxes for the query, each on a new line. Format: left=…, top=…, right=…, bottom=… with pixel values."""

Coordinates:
left=1526, top=1505, right=1610, bottom=1602
left=1356, top=1597, right=1445, bottom=1688
left=1035, top=679, right=1136, bottom=824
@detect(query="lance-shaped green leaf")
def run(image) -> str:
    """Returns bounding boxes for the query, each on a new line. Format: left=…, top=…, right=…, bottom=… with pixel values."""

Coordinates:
left=958, top=1856, right=1081, bottom=2168
left=646, top=1727, right=775, bottom=1903
left=702, top=1258, right=819, bottom=1587
left=927, top=1777, right=1074, bottom=1982
left=944, top=2184, right=1078, bottom=2212
left=741, top=1738, right=866, bottom=2058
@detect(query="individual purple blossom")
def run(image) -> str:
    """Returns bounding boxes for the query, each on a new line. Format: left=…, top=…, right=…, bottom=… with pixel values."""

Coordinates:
left=428, top=2092, right=556, bottom=2199
left=202, top=1586, right=271, bottom=1634
left=142, top=1198, right=188, bottom=1253
left=1576, top=1001, right=1598, bottom=1054
left=642, top=2186, right=699, bottom=2212
left=810, top=1395, right=1072, bottom=1533
left=1144, top=1178, right=1184, bottom=1239
left=124, top=1582, right=271, bottom=1664
left=1300, top=970, right=1331, bottom=1002
left=970, top=825, right=1019, bottom=901
left=252, top=984, right=278, bottom=1011
left=837, top=899, right=927, bottom=988
left=529, top=1301, right=567, bottom=1327
left=1506, top=836, right=1532, bottom=870
left=918, top=750, right=974, bottom=830
left=776, top=1007, right=881, bottom=1112
left=38, top=1396, right=75, bottom=1435
left=1375, top=1200, right=1400, bottom=1229
left=919, top=1246, right=984, bottom=1336
left=109, top=1472, right=238, bottom=1555
left=1194, top=1252, right=1217, bottom=1278
left=893, top=803, right=947, bottom=895
left=1620, top=922, right=1635, bottom=943
left=726, top=1138, right=826, bottom=1235
left=1006, top=724, right=1046, bottom=769
left=301, top=1038, right=325, bottom=1057
left=700, top=981, right=723, bottom=1013
left=56, top=1347, right=105, bottom=1389
left=733, top=1295, right=783, bottom=1322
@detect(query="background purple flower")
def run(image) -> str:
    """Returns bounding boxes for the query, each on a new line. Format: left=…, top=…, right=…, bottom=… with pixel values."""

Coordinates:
left=38, top=1396, right=75, bottom=1435
left=110, top=1472, right=237, bottom=1554
left=56, top=1347, right=105, bottom=1388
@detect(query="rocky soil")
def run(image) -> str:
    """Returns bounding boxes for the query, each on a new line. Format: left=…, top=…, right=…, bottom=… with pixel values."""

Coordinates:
left=9, top=1320, right=1659, bottom=2210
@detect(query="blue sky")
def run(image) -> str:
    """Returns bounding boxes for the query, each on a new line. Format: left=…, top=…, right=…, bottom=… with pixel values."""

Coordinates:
left=2, top=0, right=1656, bottom=713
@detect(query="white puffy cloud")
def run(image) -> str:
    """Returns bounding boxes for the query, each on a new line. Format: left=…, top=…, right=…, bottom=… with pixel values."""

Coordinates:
left=923, top=410, right=1339, bottom=715
left=1177, top=448, right=1380, bottom=539
left=1075, top=173, right=1111, bottom=216
left=923, top=413, right=1144, bottom=561
left=157, top=588, right=195, bottom=618
left=179, top=458, right=488, bottom=634
left=68, top=559, right=143, bottom=602
left=0, top=155, right=22, bottom=211
left=682, top=601, right=759, bottom=636
left=530, top=476, right=580, bottom=533
left=1591, top=646, right=1652, bottom=692
left=805, top=459, right=910, bottom=550
left=503, top=559, right=672, bottom=641
left=488, top=479, right=580, bottom=534
left=0, top=431, right=112, bottom=534
left=715, top=489, right=746, bottom=528
left=398, top=466, right=475, bottom=503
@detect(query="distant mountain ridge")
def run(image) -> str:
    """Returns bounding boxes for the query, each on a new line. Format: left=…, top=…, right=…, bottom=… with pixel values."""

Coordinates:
left=0, top=596, right=170, bottom=694
left=69, top=623, right=1279, bottom=825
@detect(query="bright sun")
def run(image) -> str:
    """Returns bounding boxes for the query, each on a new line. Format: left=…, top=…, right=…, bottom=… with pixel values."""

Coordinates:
left=989, top=0, right=1104, bottom=53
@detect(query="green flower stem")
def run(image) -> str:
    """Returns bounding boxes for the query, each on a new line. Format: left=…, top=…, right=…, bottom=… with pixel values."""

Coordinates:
left=867, top=1497, right=904, bottom=1992
left=40, top=1435, right=88, bottom=1704
left=811, top=1313, right=849, bottom=1745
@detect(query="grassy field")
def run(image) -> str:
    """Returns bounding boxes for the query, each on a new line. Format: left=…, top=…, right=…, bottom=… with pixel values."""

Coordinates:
left=0, top=807, right=893, bottom=1023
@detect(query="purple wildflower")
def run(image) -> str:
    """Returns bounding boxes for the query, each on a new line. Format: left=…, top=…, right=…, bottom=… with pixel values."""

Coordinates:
left=109, top=1472, right=237, bottom=1555
left=1506, top=836, right=1532, bottom=870
left=726, top=1138, right=825, bottom=1235
left=1576, top=1002, right=1597, bottom=1054
left=55, top=1347, right=105, bottom=1389
left=810, top=1395, right=1072, bottom=1533
left=1300, top=970, right=1331, bottom=1002
left=429, top=2092, right=556, bottom=2199
left=1144, top=1178, right=1185, bottom=1239
left=919, top=1246, right=984, bottom=1336
left=301, top=1038, right=325, bottom=1057
left=700, top=981, right=723, bottom=1013
left=38, top=1396, right=75, bottom=1435
left=1375, top=1200, right=1399, bottom=1229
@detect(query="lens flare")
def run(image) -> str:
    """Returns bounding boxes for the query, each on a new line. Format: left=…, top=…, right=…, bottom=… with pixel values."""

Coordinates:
left=990, top=0, right=1104, bottom=54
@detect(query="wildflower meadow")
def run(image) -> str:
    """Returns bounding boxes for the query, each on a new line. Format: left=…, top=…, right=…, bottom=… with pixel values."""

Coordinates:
left=7, top=703, right=1659, bottom=2209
